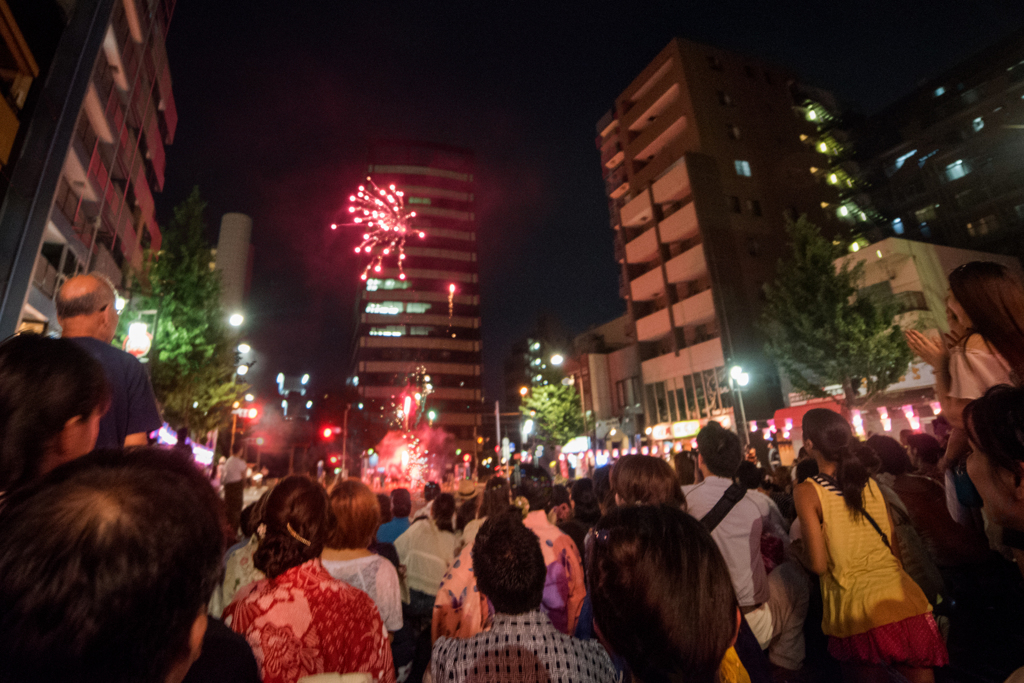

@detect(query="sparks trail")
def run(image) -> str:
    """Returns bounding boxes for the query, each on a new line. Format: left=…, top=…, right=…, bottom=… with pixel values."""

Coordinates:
left=332, top=177, right=425, bottom=281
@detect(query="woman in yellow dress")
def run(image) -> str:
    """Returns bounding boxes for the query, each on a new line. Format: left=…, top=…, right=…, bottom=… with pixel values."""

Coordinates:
left=795, top=408, right=948, bottom=682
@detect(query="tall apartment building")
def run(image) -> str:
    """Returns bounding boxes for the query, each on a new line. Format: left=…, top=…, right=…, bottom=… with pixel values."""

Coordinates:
left=2, top=0, right=176, bottom=334
left=597, top=38, right=836, bottom=431
left=214, top=212, right=254, bottom=314
left=352, top=141, right=482, bottom=457
left=858, top=28, right=1024, bottom=261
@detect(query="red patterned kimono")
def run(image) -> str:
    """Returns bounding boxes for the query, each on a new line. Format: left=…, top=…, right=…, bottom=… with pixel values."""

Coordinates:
left=224, top=559, right=395, bottom=683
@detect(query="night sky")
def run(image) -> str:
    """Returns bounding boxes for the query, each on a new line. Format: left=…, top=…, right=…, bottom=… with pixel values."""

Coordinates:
left=159, top=1, right=1024, bottom=402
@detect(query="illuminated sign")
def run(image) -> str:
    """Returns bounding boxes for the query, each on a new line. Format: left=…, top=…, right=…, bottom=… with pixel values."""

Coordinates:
left=651, top=424, right=671, bottom=441
left=670, top=420, right=701, bottom=438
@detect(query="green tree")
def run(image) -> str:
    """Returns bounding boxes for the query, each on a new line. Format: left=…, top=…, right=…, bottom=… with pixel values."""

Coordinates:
left=120, top=187, right=245, bottom=436
left=520, top=383, right=589, bottom=448
left=761, top=217, right=913, bottom=408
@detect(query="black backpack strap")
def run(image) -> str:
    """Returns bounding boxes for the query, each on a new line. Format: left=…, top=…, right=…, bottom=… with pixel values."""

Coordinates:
left=700, top=482, right=748, bottom=533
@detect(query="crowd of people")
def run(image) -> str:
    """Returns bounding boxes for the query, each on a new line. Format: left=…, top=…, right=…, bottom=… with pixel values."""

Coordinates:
left=0, top=262, right=1023, bottom=682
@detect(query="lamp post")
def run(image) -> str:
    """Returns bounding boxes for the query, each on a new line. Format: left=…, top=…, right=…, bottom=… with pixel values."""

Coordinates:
left=729, top=365, right=750, bottom=448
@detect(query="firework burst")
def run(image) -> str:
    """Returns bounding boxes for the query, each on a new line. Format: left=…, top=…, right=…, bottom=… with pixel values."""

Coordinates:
left=337, top=177, right=425, bottom=281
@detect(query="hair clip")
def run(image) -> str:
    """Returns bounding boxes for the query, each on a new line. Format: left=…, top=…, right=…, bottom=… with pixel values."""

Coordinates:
left=595, top=529, right=611, bottom=544
left=287, top=522, right=311, bottom=547
left=256, top=523, right=267, bottom=540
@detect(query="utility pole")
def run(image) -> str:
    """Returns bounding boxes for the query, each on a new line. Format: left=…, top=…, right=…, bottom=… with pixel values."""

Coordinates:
left=342, top=403, right=351, bottom=468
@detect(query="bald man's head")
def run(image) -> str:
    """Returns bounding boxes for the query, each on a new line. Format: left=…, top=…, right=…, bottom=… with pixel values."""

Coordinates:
left=56, top=275, right=119, bottom=342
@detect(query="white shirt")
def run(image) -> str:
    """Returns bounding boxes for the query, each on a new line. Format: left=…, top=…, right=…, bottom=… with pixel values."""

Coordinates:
left=322, top=553, right=403, bottom=632
left=222, top=456, right=248, bottom=484
left=394, top=519, right=457, bottom=596
left=683, top=475, right=769, bottom=606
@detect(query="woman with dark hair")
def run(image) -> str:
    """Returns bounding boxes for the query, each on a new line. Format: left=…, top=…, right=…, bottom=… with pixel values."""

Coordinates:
left=0, top=334, right=110, bottom=494
left=323, top=480, right=402, bottom=633
left=794, top=409, right=947, bottom=681
left=224, top=476, right=395, bottom=683
left=965, top=386, right=1024, bottom=567
left=570, top=477, right=602, bottom=526
left=589, top=504, right=742, bottom=683
left=905, top=262, right=1023, bottom=493
left=610, top=453, right=686, bottom=508
left=459, top=476, right=513, bottom=549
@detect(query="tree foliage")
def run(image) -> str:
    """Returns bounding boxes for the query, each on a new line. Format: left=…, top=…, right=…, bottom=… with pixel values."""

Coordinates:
left=120, top=187, right=245, bottom=436
left=761, top=217, right=913, bottom=408
left=519, top=383, right=589, bottom=447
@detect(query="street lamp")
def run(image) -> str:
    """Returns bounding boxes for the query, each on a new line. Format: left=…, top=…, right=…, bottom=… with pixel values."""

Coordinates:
left=244, top=393, right=255, bottom=402
left=519, top=386, right=528, bottom=397
left=730, top=366, right=750, bottom=447
left=228, top=313, right=244, bottom=327
left=236, top=364, right=249, bottom=376
left=238, top=343, right=251, bottom=354
left=550, top=354, right=564, bottom=366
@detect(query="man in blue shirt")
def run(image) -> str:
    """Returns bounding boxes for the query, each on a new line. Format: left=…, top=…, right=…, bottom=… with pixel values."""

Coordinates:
left=377, top=487, right=412, bottom=543
left=56, top=275, right=162, bottom=449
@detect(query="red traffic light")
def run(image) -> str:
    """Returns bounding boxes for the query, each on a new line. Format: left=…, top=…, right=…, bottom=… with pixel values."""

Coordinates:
left=329, top=455, right=339, bottom=465
left=247, top=408, right=258, bottom=419
left=463, top=453, right=471, bottom=463
left=322, top=427, right=333, bottom=439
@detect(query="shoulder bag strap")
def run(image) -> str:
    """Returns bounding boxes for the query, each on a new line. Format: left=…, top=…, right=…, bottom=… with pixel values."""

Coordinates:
left=700, top=482, right=748, bottom=533
left=813, top=474, right=892, bottom=550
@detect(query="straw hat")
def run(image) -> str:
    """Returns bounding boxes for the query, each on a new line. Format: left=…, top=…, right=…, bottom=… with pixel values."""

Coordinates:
left=455, top=479, right=478, bottom=501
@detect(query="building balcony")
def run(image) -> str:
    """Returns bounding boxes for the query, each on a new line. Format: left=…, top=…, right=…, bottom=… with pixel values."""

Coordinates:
left=635, top=307, right=671, bottom=342
left=651, top=156, right=691, bottom=204
left=665, top=244, right=707, bottom=284
left=66, top=136, right=99, bottom=202
left=630, top=265, right=664, bottom=302
left=32, top=253, right=60, bottom=299
left=628, top=99, right=687, bottom=164
left=671, top=288, right=715, bottom=328
left=624, top=225, right=658, bottom=264
left=659, top=201, right=698, bottom=244
left=620, top=191, right=653, bottom=228
left=641, top=337, right=725, bottom=385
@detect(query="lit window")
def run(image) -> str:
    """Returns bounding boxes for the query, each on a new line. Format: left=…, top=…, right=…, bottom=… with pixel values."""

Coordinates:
left=369, top=326, right=404, bottom=337
left=893, top=149, right=917, bottom=171
left=838, top=205, right=850, bottom=217
left=806, top=109, right=818, bottom=121
left=734, top=160, right=751, bottom=177
left=366, top=301, right=403, bottom=315
left=365, top=278, right=409, bottom=291
left=409, top=326, right=432, bottom=336
left=945, top=160, right=969, bottom=181
left=817, top=141, right=828, bottom=153
left=405, top=302, right=431, bottom=314
left=828, top=173, right=838, bottom=184
left=407, top=197, right=431, bottom=205
left=934, top=86, right=946, bottom=97
left=892, top=218, right=905, bottom=235
left=972, top=117, right=984, bottom=132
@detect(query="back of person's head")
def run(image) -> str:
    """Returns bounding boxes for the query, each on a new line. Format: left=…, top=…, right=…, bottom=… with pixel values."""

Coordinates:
left=948, top=261, right=1024, bottom=376
left=866, top=435, right=913, bottom=476
left=592, top=464, right=613, bottom=513
left=479, top=476, right=511, bottom=518
left=735, top=460, right=763, bottom=490
left=472, top=511, right=546, bottom=614
left=391, top=487, right=412, bottom=518
left=589, top=505, right=738, bottom=683
left=0, top=447, right=222, bottom=683
left=673, top=451, right=697, bottom=485
left=550, top=483, right=571, bottom=508
left=906, top=433, right=943, bottom=468
left=328, top=479, right=380, bottom=550
left=456, top=494, right=479, bottom=531
left=516, top=464, right=553, bottom=512
left=794, top=458, right=819, bottom=484
left=0, top=334, right=110, bottom=492
left=432, top=492, right=456, bottom=532
left=611, top=455, right=686, bottom=508
left=802, top=409, right=870, bottom=515
left=964, top=385, right=1024, bottom=485
left=254, top=476, right=331, bottom=578
left=423, top=481, right=441, bottom=502
left=377, top=493, right=393, bottom=524
left=696, top=421, right=742, bottom=478
left=571, top=478, right=602, bottom=525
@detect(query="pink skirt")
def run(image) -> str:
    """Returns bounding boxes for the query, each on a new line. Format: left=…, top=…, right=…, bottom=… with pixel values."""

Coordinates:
left=828, top=613, right=948, bottom=668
